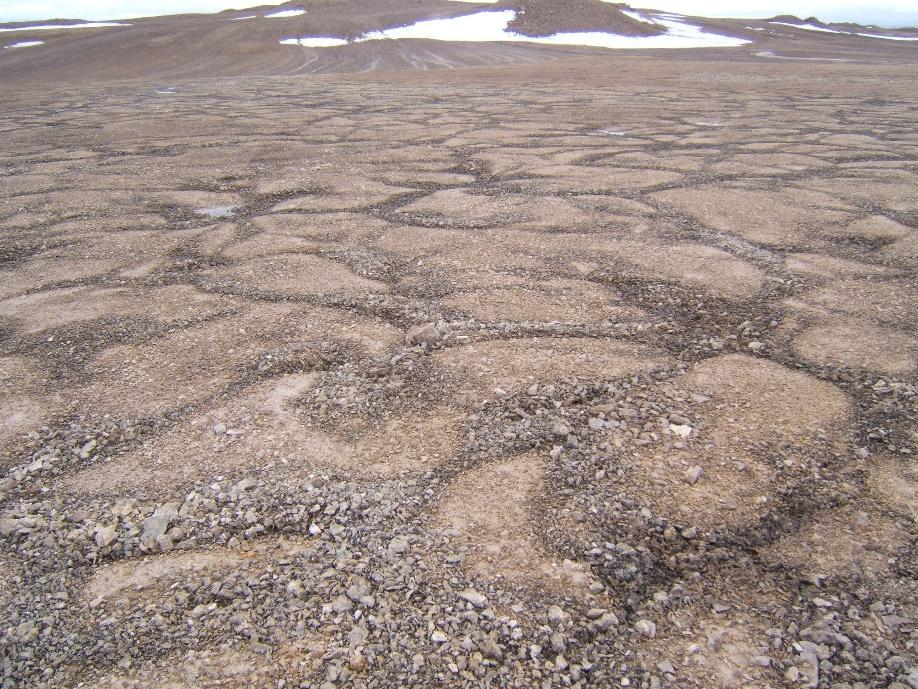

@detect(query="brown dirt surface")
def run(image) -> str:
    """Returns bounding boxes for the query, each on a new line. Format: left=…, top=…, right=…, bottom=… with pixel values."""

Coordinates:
left=435, top=452, right=599, bottom=592
left=434, top=337, right=662, bottom=404
left=441, top=278, right=645, bottom=323
left=792, top=321, right=916, bottom=375
left=1, top=7, right=917, bottom=689
left=651, top=186, right=855, bottom=247
left=626, top=354, right=853, bottom=531
left=504, top=0, right=665, bottom=38
left=868, top=453, right=918, bottom=520
left=761, top=506, right=906, bottom=581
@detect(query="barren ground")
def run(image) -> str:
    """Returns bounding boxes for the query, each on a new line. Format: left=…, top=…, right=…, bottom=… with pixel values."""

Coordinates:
left=0, top=8, right=917, bottom=689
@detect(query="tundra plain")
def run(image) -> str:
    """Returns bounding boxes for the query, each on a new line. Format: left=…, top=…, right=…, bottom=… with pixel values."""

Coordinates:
left=1, top=5, right=917, bottom=689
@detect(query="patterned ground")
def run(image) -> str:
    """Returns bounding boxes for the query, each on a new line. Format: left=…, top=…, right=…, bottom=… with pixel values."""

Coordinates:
left=0, top=52, right=916, bottom=689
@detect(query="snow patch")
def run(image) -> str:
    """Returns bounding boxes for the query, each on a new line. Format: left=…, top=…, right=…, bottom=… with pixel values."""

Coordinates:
left=620, top=9, right=656, bottom=25
left=3, top=40, right=44, bottom=48
left=230, top=15, right=257, bottom=21
left=265, top=8, right=305, bottom=18
left=0, top=22, right=129, bottom=32
left=361, top=10, right=516, bottom=43
left=196, top=205, right=237, bottom=219
left=857, top=32, right=918, bottom=41
left=755, top=50, right=856, bottom=62
left=280, top=36, right=347, bottom=47
left=354, top=10, right=750, bottom=49
left=769, top=22, right=846, bottom=34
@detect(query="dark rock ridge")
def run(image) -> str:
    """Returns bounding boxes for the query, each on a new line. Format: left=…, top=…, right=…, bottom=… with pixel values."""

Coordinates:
left=502, top=0, right=665, bottom=38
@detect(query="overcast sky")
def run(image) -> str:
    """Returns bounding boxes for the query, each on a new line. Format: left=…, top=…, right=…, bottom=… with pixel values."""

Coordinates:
left=0, top=1, right=916, bottom=27
left=646, top=1, right=918, bottom=27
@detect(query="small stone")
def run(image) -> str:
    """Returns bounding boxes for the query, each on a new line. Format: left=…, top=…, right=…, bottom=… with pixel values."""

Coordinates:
left=596, top=612, right=620, bottom=632
left=347, top=576, right=372, bottom=602
left=233, top=477, right=256, bottom=493
left=348, top=624, right=368, bottom=646
left=388, top=535, right=409, bottom=556
left=458, top=589, right=488, bottom=608
left=213, top=422, right=227, bottom=435
left=348, top=652, right=367, bottom=672
left=685, top=465, right=703, bottom=485
left=326, top=595, right=353, bottom=614
left=431, top=630, right=448, bottom=644
left=142, top=502, right=179, bottom=543
left=479, top=637, right=504, bottom=660
left=0, top=518, right=28, bottom=537
left=547, top=605, right=567, bottom=624
left=94, top=525, right=117, bottom=548
left=635, top=619, right=657, bottom=638
left=670, top=424, right=693, bottom=438
left=406, top=323, right=440, bottom=346
left=550, top=632, right=566, bottom=653
left=656, top=660, right=675, bottom=674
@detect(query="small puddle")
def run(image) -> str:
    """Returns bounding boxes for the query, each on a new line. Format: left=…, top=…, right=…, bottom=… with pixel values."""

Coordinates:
left=195, top=205, right=238, bottom=219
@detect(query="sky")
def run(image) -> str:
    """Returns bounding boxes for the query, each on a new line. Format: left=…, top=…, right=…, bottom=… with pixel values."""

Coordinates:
left=0, top=0, right=916, bottom=27
left=645, top=1, right=918, bottom=27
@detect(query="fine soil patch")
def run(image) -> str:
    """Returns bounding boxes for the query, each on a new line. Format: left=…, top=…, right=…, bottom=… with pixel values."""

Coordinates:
left=397, top=189, right=594, bottom=231
left=867, top=453, right=918, bottom=520
left=435, top=337, right=663, bottom=405
left=792, top=321, right=916, bottom=374
left=762, top=506, right=905, bottom=581
left=628, top=354, right=852, bottom=531
left=203, top=254, right=389, bottom=298
left=0, top=285, right=233, bottom=334
left=441, top=278, right=644, bottom=323
left=651, top=186, right=854, bottom=247
left=435, top=452, right=597, bottom=592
